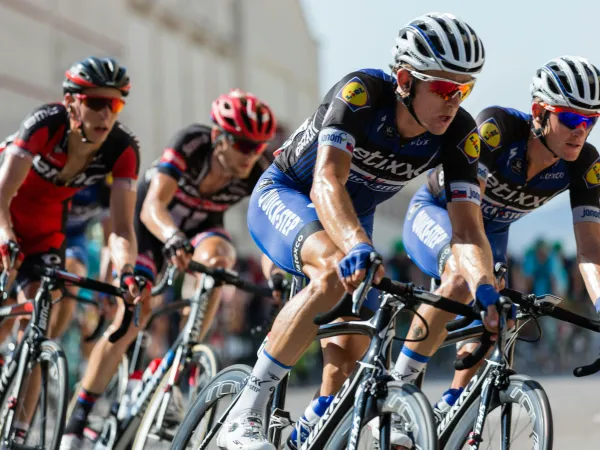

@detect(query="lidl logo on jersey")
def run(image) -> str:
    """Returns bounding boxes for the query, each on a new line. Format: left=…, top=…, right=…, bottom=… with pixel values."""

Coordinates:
left=478, top=118, right=501, bottom=150
left=337, top=77, right=370, bottom=112
left=584, top=160, right=600, bottom=188
left=457, top=131, right=480, bottom=164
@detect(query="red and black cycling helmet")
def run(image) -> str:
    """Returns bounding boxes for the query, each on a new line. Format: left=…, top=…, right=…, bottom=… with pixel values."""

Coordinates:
left=63, top=57, right=131, bottom=97
left=211, top=89, right=277, bottom=143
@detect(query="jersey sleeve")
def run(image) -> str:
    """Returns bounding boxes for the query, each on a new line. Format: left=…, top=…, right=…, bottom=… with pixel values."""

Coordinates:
left=7, top=104, right=66, bottom=159
left=111, top=133, right=141, bottom=192
left=317, top=71, right=386, bottom=156
left=157, top=125, right=211, bottom=182
left=568, top=143, right=600, bottom=224
left=439, top=108, right=482, bottom=206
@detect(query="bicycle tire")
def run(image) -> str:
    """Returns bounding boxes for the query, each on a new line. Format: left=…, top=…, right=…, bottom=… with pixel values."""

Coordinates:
left=325, top=381, right=438, bottom=450
left=132, top=344, right=220, bottom=449
left=171, top=364, right=251, bottom=450
left=443, top=375, right=553, bottom=450
left=0, top=340, right=68, bottom=450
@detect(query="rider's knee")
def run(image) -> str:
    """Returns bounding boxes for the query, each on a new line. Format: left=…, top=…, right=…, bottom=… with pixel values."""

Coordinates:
left=308, top=262, right=342, bottom=300
left=193, top=237, right=236, bottom=270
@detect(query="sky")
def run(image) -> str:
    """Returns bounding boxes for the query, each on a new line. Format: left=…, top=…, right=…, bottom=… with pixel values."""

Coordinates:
left=299, top=0, right=600, bottom=255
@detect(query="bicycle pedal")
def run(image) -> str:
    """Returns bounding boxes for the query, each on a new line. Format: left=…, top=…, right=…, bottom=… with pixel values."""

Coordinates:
left=269, top=408, right=293, bottom=430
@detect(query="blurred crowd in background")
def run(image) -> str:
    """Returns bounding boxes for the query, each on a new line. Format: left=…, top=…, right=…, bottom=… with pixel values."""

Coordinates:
left=59, top=221, right=600, bottom=392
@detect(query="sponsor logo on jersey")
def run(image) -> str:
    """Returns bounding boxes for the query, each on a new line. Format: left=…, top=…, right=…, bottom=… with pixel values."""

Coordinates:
left=584, top=161, right=600, bottom=188
left=477, top=163, right=489, bottom=181
left=478, top=119, right=501, bottom=150
left=573, top=205, right=600, bottom=224
left=23, top=105, right=62, bottom=130
left=318, top=128, right=356, bottom=154
left=336, top=77, right=370, bottom=112
left=481, top=201, right=529, bottom=223
left=540, top=171, right=564, bottom=180
left=412, top=209, right=449, bottom=249
left=486, top=173, right=556, bottom=209
left=257, top=189, right=302, bottom=237
left=32, top=155, right=107, bottom=188
left=510, top=158, right=524, bottom=175
left=457, top=131, right=480, bottom=164
left=449, top=181, right=481, bottom=205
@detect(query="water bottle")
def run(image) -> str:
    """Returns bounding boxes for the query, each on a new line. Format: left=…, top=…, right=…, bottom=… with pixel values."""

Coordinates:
left=286, top=395, right=334, bottom=449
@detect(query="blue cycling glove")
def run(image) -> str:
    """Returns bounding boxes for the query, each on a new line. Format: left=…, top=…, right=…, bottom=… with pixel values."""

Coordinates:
left=476, top=284, right=515, bottom=320
left=338, top=243, right=375, bottom=279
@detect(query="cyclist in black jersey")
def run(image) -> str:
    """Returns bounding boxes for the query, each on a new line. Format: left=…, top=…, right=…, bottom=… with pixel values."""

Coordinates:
left=60, top=89, right=283, bottom=447
left=219, top=13, right=502, bottom=450
left=398, top=55, right=600, bottom=421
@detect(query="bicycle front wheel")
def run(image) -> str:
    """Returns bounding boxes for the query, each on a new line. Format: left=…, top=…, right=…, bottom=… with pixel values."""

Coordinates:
left=0, top=340, right=68, bottom=450
left=326, top=381, right=438, bottom=450
left=443, top=375, right=553, bottom=450
left=171, top=364, right=251, bottom=450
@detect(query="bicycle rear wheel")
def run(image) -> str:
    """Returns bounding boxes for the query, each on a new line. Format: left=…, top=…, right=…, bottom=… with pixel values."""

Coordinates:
left=443, top=375, right=553, bottom=450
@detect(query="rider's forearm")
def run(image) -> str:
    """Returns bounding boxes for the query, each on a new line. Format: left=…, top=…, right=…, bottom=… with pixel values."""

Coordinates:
left=99, top=246, right=113, bottom=284
left=108, top=227, right=137, bottom=276
left=140, top=202, right=179, bottom=243
left=310, top=176, right=370, bottom=253
left=0, top=206, right=13, bottom=242
left=450, top=228, right=496, bottom=298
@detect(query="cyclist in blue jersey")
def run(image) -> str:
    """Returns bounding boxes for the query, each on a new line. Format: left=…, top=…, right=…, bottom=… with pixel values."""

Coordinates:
left=400, top=55, right=600, bottom=422
left=218, top=13, right=503, bottom=450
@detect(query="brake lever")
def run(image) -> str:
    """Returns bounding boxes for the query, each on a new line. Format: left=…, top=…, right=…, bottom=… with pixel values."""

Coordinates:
left=351, top=252, right=382, bottom=316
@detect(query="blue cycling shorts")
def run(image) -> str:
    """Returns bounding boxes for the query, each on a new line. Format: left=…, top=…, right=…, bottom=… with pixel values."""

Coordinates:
left=66, top=233, right=89, bottom=268
left=248, top=165, right=379, bottom=310
left=403, top=185, right=509, bottom=280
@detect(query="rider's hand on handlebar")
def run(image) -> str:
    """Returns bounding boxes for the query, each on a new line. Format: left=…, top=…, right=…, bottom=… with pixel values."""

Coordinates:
left=164, top=232, right=193, bottom=272
left=337, top=243, right=385, bottom=293
left=476, top=284, right=515, bottom=335
left=0, top=238, right=23, bottom=274
left=120, top=271, right=152, bottom=306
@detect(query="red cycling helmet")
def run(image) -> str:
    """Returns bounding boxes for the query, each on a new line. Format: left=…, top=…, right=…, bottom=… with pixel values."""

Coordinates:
left=211, top=89, right=277, bottom=143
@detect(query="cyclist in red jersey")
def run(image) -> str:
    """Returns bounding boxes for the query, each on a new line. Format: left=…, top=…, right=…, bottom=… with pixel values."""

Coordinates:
left=0, top=57, right=150, bottom=445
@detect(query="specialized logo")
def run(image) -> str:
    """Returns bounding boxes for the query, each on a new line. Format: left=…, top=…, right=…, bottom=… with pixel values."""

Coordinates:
left=510, top=158, right=524, bottom=175
left=479, top=118, right=501, bottom=150
left=584, top=160, right=600, bottom=188
left=449, top=181, right=481, bottom=205
left=318, top=128, right=356, bottom=154
left=573, top=205, right=600, bottom=224
left=457, top=131, right=481, bottom=164
left=336, top=77, right=370, bottom=112
left=257, top=178, right=274, bottom=191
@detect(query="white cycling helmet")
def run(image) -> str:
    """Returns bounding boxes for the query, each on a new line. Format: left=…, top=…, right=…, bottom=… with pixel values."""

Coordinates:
left=531, top=56, right=600, bottom=113
left=391, top=12, right=485, bottom=75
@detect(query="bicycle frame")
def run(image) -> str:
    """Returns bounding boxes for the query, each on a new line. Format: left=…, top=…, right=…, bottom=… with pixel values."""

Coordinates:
left=0, top=276, right=54, bottom=444
left=105, top=273, right=215, bottom=448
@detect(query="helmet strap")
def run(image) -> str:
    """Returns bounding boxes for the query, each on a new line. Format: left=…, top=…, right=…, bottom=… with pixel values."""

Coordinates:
left=68, top=102, right=95, bottom=145
left=397, top=80, right=425, bottom=129
left=531, top=111, right=558, bottom=158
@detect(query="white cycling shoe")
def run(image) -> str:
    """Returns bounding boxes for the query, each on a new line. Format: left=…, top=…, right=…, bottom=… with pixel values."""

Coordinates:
left=216, top=410, right=275, bottom=450
left=368, top=416, right=413, bottom=449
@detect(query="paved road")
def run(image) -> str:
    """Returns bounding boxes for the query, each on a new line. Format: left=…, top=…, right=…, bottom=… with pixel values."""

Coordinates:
left=63, top=375, right=600, bottom=448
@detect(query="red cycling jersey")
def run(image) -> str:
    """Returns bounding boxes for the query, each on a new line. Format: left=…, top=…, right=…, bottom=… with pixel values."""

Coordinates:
left=0, top=102, right=139, bottom=272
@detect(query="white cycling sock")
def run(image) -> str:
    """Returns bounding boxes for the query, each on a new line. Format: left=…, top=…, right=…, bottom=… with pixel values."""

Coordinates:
left=229, top=349, right=291, bottom=420
left=392, top=346, right=430, bottom=383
